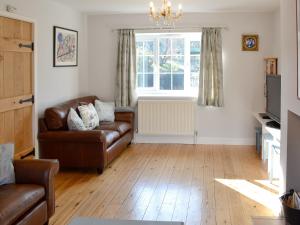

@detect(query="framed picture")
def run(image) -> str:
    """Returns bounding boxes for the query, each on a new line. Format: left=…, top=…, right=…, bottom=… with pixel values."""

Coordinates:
left=53, top=26, right=78, bottom=67
left=242, top=34, right=259, bottom=51
left=265, top=58, right=278, bottom=75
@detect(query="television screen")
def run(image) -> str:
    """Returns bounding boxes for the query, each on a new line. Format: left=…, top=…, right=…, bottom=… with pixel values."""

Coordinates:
left=266, top=75, right=281, bottom=123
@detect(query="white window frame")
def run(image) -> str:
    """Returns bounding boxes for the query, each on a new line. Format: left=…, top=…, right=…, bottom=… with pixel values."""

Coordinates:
left=136, top=32, right=201, bottom=97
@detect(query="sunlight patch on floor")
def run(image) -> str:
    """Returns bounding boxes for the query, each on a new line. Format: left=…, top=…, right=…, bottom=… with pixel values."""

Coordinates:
left=216, top=178, right=281, bottom=215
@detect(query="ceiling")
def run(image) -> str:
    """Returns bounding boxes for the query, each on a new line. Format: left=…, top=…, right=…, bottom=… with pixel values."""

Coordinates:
left=52, top=0, right=280, bottom=14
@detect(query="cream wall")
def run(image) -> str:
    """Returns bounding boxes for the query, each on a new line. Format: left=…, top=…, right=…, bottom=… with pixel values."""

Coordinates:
left=87, top=12, right=276, bottom=144
left=0, top=0, right=88, bottom=116
left=280, top=0, right=300, bottom=192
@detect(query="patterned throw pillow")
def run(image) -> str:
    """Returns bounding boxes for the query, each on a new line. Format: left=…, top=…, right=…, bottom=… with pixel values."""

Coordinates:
left=67, top=108, right=87, bottom=131
left=0, top=144, right=15, bottom=185
left=78, top=103, right=99, bottom=130
left=95, top=100, right=115, bottom=122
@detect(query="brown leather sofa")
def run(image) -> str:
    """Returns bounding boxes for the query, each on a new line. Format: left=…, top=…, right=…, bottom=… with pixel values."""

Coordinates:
left=0, top=159, right=59, bottom=225
left=38, top=96, right=134, bottom=174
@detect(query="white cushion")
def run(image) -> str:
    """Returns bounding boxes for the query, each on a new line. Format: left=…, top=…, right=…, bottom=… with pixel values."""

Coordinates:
left=0, top=144, right=15, bottom=185
left=78, top=103, right=99, bottom=130
left=67, top=108, right=87, bottom=131
left=95, top=100, right=115, bottom=122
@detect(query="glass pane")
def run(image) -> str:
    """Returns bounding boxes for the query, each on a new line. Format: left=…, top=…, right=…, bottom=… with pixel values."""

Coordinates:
left=173, top=74, right=184, bottom=90
left=159, top=38, right=171, bottom=55
left=190, top=73, right=199, bottom=88
left=144, top=41, right=154, bottom=55
left=145, top=74, right=154, bottom=87
left=136, top=41, right=143, bottom=55
left=172, top=56, right=184, bottom=73
left=137, top=56, right=143, bottom=73
left=137, top=74, right=144, bottom=88
left=172, top=38, right=184, bottom=55
left=190, top=55, right=200, bottom=73
left=144, top=56, right=154, bottom=73
left=160, top=56, right=171, bottom=73
left=190, top=41, right=201, bottom=55
left=160, top=74, right=171, bottom=90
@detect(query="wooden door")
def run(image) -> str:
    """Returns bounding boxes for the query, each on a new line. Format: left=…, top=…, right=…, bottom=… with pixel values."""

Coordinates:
left=0, top=16, right=34, bottom=159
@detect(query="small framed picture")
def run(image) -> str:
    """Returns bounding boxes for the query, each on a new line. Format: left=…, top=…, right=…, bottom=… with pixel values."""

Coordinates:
left=242, top=34, right=259, bottom=51
left=265, top=58, right=278, bottom=75
left=53, top=26, right=78, bottom=67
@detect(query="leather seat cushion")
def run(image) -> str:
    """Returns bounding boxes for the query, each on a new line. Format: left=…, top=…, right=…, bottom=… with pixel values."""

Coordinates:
left=0, top=184, right=45, bottom=225
left=99, top=121, right=131, bottom=136
left=102, top=130, right=120, bottom=147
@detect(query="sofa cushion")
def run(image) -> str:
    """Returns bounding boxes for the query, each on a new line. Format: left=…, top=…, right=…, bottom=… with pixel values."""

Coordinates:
left=0, top=144, right=15, bottom=185
left=67, top=108, right=87, bottom=131
left=99, top=121, right=131, bottom=136
left=102, top=130, right=120, bottom=147
left=0, top=184, right=45, bottom=225
left=78, top=104, right=99, bottom=130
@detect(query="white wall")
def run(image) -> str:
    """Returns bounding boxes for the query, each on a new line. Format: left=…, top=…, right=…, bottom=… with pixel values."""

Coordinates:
left=0, top=0, right=88, bottom=115
left=280, top=0, right=300, bottom=192
left=87, top=12, right=276, bottom=144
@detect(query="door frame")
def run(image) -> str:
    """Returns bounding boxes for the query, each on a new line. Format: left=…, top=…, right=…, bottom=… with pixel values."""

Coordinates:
left=0, top=11, right=38, bottom=157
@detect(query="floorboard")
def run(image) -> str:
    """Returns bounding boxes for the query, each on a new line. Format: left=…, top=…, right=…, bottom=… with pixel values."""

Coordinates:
left=50, top=144, right=280, bottom=225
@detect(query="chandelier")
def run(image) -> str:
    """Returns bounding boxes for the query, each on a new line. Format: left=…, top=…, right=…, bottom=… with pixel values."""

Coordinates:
left=149, top=0, right=183, bottom=26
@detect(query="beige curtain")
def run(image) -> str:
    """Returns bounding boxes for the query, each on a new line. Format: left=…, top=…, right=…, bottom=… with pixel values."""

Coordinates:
left=198, top=28, right=224, bottom=107
left=115, top=29, right=137, bottom=107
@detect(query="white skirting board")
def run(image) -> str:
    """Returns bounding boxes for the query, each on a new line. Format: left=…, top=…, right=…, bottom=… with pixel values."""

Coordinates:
left=134, top=134, right=255, bottom=145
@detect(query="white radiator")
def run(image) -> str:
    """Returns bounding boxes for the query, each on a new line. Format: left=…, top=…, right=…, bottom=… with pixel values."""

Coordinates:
left=138, top=99, right=196, bottom=135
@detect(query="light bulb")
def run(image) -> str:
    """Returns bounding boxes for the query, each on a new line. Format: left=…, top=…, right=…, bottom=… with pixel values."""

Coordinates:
left=167, top=1, right=171, bottom=7
left=178, top=4, right=182, bottom=10
left=149, top=1, right=154, bottom=8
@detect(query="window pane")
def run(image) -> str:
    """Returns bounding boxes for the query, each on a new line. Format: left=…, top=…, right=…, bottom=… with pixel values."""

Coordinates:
left=190, top=41, right=201, bottom=55
left=137, top=74, right=144, bottom=88
left=172, top=56, right=184, bottom=73
left=144, top=41, right=154, bottom=55
left=137, top=56, right=143, bottom=73
left=145, top=74, right=154, bottom=87
left=173, top=74, right=184, bottom=90
left=145, top=56, right=154, bottom=73
left=172, top=38, right=184, bottom=55
left=159, top=38, right=171, bottom=55
left=137, top=42, right=143, bottom=55
left=160, top=74, right=171, bottom=90
left=160, top=56, right=171, bottom=73
left=190, top=55, right=200, bottom=73
left=190, top=73, right=199, bottom=88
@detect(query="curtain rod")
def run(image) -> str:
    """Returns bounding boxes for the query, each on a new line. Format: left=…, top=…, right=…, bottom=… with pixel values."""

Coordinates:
left=111, top=25, right=228, bottom=32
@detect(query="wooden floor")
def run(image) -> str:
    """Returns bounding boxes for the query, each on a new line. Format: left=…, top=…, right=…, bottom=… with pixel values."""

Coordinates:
left=51, top=144, right=280, bottom=225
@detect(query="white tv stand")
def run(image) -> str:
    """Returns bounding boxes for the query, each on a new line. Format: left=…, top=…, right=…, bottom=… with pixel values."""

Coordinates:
left=254, top=112, right=281, bottom=183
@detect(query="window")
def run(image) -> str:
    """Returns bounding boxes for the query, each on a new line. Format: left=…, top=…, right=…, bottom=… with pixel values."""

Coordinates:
left=136, top=32, right=201, bottom=97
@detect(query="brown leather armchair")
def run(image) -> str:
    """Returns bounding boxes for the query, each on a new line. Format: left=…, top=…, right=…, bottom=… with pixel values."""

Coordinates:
left=0, top=159, right=59, bottom=225
left=38, top=96, right=135, bottom=174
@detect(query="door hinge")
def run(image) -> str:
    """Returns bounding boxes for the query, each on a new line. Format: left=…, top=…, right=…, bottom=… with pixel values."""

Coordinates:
left=19, top=42, right=34, bottom=51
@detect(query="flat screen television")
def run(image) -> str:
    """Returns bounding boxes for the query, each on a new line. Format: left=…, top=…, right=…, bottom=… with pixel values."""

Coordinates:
left=266, top=75, right=281, bottom=123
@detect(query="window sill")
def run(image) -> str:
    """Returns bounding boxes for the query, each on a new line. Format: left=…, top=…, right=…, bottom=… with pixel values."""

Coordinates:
left=137, top=94, right=197, bottom=101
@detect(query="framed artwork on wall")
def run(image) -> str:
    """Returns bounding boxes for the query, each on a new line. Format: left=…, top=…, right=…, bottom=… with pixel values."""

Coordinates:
left=53, top=26, right=78, bottom=67
left=242, top=34, right=259, bottom=51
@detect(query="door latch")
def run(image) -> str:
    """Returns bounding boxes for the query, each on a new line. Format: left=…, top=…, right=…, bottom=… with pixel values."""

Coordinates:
left=19, top=42, right=34, bottom=51
left=19, top=96, right=34, bottom=104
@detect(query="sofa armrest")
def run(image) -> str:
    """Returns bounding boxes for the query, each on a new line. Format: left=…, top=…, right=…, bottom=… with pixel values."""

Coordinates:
left=14, top=159, right=59, bottom=219
left=38, top=130, right=105, bottom=143
left=115, top=111, right=134, bottom=124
